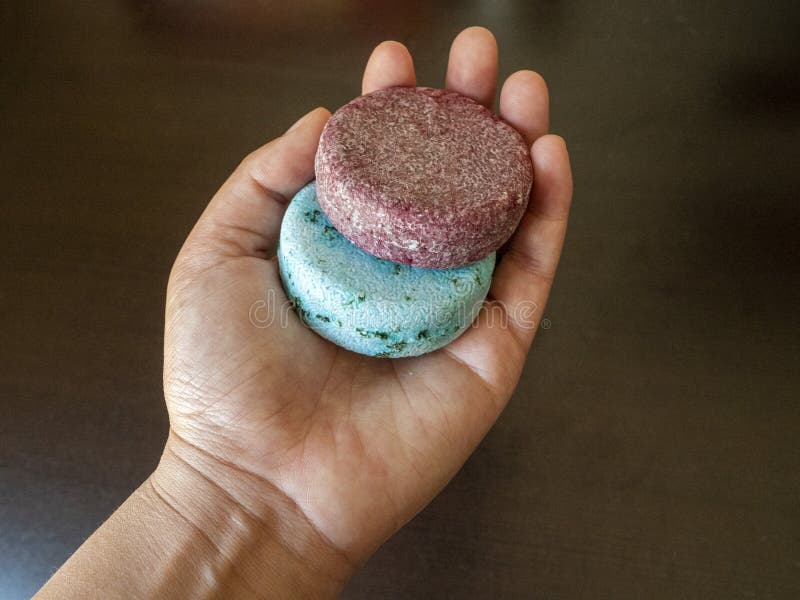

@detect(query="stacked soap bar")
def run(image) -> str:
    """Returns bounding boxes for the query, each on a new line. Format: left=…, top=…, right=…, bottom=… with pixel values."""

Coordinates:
left=278, top=87, right=532, bottom=358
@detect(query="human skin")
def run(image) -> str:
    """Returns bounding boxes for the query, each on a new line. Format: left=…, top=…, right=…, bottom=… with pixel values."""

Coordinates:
left=36, top=27, right=573, bottom=599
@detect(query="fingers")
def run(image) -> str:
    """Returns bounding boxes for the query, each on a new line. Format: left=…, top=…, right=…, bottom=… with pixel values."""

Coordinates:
left=362, top=41, right=416, bottom=95
left=441, top=135, right=572, bottom=397
left=445, top=26, right=498, bottom=108
left=488, top=135, right=573, bottom=348
left=180, top=107, right=330, bottom=265
left=499, top=70, right=549, bottom=145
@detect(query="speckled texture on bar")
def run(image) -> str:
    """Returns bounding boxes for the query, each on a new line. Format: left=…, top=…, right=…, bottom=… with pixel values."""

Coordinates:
left=315, top=86, right=532, bottom=269
left=278, top=182, right=495, bottom=357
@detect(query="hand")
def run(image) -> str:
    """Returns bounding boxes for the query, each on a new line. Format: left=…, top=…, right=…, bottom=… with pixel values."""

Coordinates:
left=160, top=25, right=572, bottom=591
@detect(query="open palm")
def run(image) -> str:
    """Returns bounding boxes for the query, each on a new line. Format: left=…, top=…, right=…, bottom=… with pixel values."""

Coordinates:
left=163, top=27, right=572, bottom=566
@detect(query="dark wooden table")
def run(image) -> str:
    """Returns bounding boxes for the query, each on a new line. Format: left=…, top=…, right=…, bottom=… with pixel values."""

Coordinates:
left=2, top=2, right=799, bottom=598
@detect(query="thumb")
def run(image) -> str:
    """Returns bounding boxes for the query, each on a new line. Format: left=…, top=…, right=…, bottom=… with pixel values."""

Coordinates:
left=179, top=107, right=330, bottom=268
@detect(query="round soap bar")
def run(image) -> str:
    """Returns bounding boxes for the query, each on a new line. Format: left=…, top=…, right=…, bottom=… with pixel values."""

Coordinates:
left=315, top=86, right=532, bottom=269
left=278, top=182, right=495, bottom=358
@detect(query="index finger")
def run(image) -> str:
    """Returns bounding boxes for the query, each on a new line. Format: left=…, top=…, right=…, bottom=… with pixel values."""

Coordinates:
left=362, top=41, right=416, bottom=95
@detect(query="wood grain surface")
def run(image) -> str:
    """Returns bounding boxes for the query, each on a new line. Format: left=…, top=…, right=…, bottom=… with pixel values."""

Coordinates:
left=1, top=1, right=799, bottom=598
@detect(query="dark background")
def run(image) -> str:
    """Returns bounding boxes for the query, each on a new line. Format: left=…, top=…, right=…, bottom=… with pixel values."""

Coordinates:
left=1, top=1, right=799, bottom=598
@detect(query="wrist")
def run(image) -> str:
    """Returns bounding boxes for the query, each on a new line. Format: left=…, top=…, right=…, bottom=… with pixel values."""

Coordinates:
left=148, top=431, right=354, bottom=599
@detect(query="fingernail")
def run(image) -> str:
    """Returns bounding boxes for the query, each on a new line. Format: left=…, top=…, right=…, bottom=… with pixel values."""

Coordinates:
left=286, top=109, right=317, bottom=134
